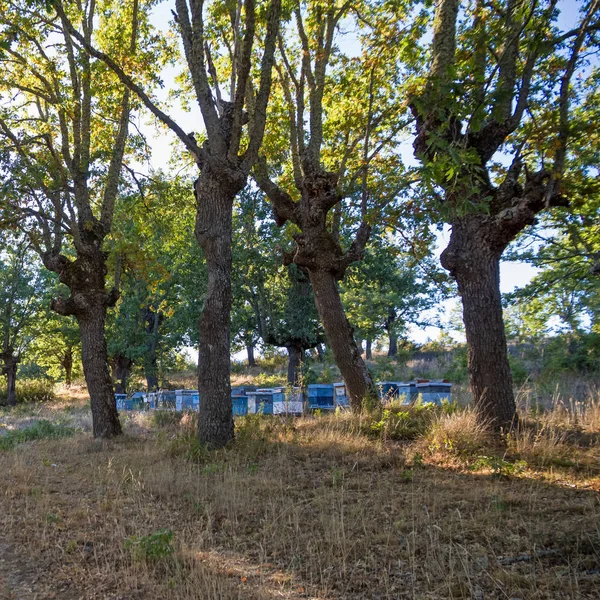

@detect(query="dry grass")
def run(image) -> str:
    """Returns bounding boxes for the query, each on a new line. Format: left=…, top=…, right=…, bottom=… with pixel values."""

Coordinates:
left=1, top=400, right=600, bottom=599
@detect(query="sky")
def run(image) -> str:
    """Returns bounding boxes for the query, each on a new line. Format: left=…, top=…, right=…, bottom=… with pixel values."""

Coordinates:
left=133, top=0, right=582, bottom=352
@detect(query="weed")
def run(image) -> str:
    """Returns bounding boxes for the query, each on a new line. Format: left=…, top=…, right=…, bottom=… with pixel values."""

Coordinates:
left=471, top=455, right=528, bottom=478
left=125, top=529, right=175, bottom=562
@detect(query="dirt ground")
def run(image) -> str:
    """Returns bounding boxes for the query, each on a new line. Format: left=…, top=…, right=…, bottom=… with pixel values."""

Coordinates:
left=1, top=399, right=599, bottom=599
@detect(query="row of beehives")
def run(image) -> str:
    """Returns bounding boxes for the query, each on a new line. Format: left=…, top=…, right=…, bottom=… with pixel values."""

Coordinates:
left=115, top=380, right=452, bottom=414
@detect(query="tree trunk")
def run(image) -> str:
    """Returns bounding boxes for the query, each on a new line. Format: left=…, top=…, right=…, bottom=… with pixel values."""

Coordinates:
left=62, top=347, right=73, bottom=386
left=143, top=307, right=160, bottom=391
left=43, top=248, right=122, bottom=438
left=78, top=307, right=122, bottom=438
left=114, top=355, right=133, bottom=395
left=365, top=339, right=372, bottom=360
left=144, top=356, right=159, bottom=391
left=246, top=344, right=256, bottom=368
left=441, top=222, right=517, bottom=430
left=286, top=344, right=302, bottom=386
left=388, top=331, right=398, bottom=358
left=309, top=269, right=377, bottom=410
left=195, top=172, right=242, bottom=449
left=5, top=359, right=18, bottom=407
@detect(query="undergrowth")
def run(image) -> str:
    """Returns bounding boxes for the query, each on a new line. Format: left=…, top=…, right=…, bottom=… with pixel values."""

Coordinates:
left=0, top=419, right=76, bottom=450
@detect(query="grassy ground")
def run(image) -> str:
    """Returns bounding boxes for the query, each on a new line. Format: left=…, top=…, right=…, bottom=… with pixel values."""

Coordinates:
left=1, top=391, right=600, bottom=599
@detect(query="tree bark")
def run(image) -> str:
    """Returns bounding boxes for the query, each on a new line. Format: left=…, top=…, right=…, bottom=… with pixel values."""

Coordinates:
left=388, top=331, right=398, bottom=358
left=286, top=343, right=303, bottom=386
left=2, top=356, right=18, bottom=407
left=441, top=219, right=517, bottom=430
left=43, top=250, right=122, bottom=439
left=195, top=170, right=243, bottom=449
left=365, top=339, right=373, bottom=360
left=309, top=269, right=377, bottom=410
left=114, top=354, right=133, bottom=395
left=246, top=344, right=256, bottom=368
left=143, top=306, right=160, bottom=391
left=144, top=356, right=159, bottom=391
left=6, top=362, right=17, bottom=406
left=62, top=347, right=73, bottom=386
left=78, top=307, right=122, bottom=438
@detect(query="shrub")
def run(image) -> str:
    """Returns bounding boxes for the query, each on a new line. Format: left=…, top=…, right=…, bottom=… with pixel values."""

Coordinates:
left=0, top=379, right=56, bottom=405
left=425, top=409, right=491, bottom=458
left=257, top=352, right=287, bottom=372
left=125, top=529, right=174, bottom=562
left=442, top=346, right=468, bottom=383
left=255, top=372, right=287, bottom=387
left=367, top=402, right=436, bottom=441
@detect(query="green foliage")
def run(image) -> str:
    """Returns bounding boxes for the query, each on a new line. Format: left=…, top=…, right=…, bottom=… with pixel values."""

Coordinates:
left=508, top=354, right=528, bottom=386
left=470, top=456, right=528, bottom=479
left=0, top=379, right=56, bottom=405
left=367, top=403, right=436, bottom=441
left=125, top=529, right=174, bottom=562
left=539, top=333, right=600, bottom=377
left=341, top=233, right=445, bottom=350
left=442, top=346, right=468, bottom=383
left=0, top=420, right=76, bottom=450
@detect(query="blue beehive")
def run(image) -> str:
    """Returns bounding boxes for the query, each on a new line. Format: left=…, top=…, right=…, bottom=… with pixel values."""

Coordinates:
left=378, top=381, right=401, bottom=401
left=232, top=395, right=248, bottom=416
left=273, top=388, right=304, bottom=415
left=157, top=390, right=176, bottom=409
left=130, top=391, right=147, bottom=410
left=247, top=389, right=276, bottom=414
left=115, top=393, right=128, bottom=410
left=176, top=389, right=199, bottom=410
left=333, top=382, right=350, bottom=408
left=417, top=381, right=452, bottom=405
left=393, top=383, right=412, bottom=406
left=307, top=384, right=335, bottom=410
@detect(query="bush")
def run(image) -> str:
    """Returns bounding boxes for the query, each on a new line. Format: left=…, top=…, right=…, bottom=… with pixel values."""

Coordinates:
left=366, top=402, right=436, bottom=441
left=125, top=529, right=175, bottom=562
left=257, top=351, right=287, bottom=372
left=0, top=379, right=56, bottom=405
left=508, top=354, right=528, bottom=385
left=254, top=372, right=286, bottom=387
left=442, top=346, right=468, bottom=383
left=425, top=409, right=491, bottom=458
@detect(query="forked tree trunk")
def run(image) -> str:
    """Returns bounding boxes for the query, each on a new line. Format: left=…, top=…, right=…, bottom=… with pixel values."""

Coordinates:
left=365, top=339, right=372, bottom=360
left=309, top=269, right=377, bottom=410
left=441, top=222, right=517, bottom=430
left=286, top=344, right=303, bottom=386
left=44, top=250, right=122, bottom=438
left=246, top=344, right=256, bottom=367
left=78, top=307, right=122, bottom=438
left=195, top=172, right=242, bottom=448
